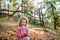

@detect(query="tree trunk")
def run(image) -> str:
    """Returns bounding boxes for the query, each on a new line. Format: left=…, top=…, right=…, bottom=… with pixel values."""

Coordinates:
left=8, top=4, right=9, bottom=14
left=51, top=5, right=57, bottom=30
left=0, top=0, right=1, bottom=10
left=39, top=13, right=41, bottom=22
left=39, top=12, right=44, bottom=26
left=41, top=13, right=44, bottom=26
left=53, top=17, right=57, bottom=30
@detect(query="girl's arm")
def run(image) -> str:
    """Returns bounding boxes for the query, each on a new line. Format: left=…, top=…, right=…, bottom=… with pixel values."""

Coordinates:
left=27, top=28, right=30, bottom=36
left=24, top=28, right=29, bottom=36
left=16, top=27, right=24, bottom=38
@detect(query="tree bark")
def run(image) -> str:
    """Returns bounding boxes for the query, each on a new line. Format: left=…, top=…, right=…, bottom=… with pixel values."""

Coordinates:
left=53, top=17, right=58, bottom=30
left=39, top=12, right=44, bottom=26
left=0, top=9, right=34, bottom=17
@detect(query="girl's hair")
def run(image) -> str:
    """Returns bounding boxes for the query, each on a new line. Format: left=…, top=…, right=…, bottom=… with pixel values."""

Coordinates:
left=18, top=16, right=29, bottom=27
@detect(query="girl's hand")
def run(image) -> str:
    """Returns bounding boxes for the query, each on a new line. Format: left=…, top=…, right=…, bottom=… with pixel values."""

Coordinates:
left=21, top=30, right=28, bottom=37
left=24, top=32, right=28, bottom=36
left=24, top=32, right=27, bottom=34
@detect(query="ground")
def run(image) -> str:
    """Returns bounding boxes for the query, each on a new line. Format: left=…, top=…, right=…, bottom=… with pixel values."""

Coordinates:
left=0, top=22, right=60, bottom=40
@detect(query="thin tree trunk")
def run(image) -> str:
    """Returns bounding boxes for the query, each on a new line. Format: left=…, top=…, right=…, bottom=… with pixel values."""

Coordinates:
left=8, top=4, right=9, bottom=14
left=38, top=9, right=42, bottom=26
left=53, top=17, right=57, bottom=30
left=51, top=5, right=57, bottom=30
left=41, top=12, right=44, bottom=26
left=40, top=12, right=44, bottom=26
left=0, top=0, right=1, bottom=10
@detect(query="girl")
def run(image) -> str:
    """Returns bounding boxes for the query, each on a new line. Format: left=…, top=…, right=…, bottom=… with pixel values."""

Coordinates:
left=16, top=16, right=30, bottom=40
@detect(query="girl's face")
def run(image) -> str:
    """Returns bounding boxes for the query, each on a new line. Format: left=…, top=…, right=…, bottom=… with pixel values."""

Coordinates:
left=21, top=19, right=27, bottom=27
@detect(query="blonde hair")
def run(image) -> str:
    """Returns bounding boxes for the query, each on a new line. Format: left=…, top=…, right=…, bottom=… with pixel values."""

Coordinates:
left=18, top=16, right=29, bottom=27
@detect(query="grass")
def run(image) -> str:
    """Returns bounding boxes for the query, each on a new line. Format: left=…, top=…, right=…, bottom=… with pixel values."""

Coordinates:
left=0, top=19, right=17, bottom=24
left=0, top=19, right=60, bottom=35
left=29, top=24, right=60, bottom=35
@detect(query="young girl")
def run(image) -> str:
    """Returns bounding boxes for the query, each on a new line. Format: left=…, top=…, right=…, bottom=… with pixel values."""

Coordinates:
left=16, top=16, right=30, bottom=40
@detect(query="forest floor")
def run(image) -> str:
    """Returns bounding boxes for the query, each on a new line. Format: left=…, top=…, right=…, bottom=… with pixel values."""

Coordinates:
left=0, top=19, right=60, bottom=40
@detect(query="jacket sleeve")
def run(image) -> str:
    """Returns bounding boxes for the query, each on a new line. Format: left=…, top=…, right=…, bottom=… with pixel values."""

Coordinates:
left=25, top=28, right=29, bottom=36
left=16, top=27, right=24, bottom=38
left=27, top=28, right=29, bottom=36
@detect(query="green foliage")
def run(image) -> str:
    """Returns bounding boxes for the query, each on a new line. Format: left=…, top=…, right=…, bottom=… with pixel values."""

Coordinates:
left=43, top=0, right=60, bottom=30
left=9, top=0, right=17, bottom=9
left=23, top=0, right=28, bottom=4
